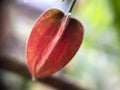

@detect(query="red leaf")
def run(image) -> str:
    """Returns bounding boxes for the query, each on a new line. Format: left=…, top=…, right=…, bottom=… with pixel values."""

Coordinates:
left=26, top=8, right=84, bottom=79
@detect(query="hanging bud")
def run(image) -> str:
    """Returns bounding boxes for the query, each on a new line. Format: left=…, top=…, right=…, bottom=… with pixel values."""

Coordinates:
left=26, top=8, right=84, bottom=79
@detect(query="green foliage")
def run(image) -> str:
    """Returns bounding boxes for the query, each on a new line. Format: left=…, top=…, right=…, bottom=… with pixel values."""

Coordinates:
left=110, top=0, right=120, bottom=41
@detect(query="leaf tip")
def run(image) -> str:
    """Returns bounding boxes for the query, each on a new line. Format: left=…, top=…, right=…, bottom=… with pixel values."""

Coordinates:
left=32, top=76, right=36, bottom=81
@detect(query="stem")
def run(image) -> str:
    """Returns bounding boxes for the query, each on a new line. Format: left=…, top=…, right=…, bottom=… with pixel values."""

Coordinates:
left=68, top=0, right=76, bottom=13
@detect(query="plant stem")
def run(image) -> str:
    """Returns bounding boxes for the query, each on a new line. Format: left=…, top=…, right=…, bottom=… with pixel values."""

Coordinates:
left=68, top=0, right=76, bottom=13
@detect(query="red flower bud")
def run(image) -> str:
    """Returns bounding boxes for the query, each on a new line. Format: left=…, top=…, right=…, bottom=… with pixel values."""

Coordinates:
left=26, top=8, right=84, bottom=79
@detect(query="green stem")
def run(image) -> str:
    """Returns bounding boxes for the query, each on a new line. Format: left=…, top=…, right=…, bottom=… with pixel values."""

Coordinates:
left=68, top=0, right=76, bottom=13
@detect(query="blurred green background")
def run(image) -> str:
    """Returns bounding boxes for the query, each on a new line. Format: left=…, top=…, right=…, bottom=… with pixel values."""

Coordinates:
left=0, top=0, right=120, bottom=90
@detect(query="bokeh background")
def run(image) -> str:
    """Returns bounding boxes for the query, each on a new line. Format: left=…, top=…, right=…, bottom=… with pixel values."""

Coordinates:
left=0, top=0, right=120, bottom=90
